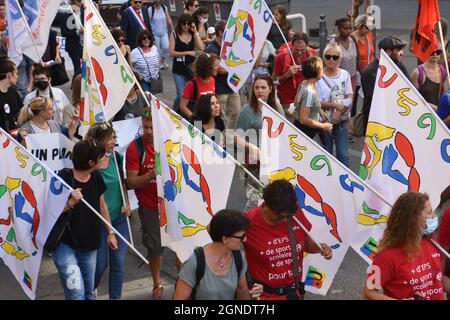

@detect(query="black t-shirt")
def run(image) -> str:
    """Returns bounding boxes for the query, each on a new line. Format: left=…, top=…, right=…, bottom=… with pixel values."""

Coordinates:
left=59, top=169, right=107, bottom=251
left=0, top=87, right=23, bottom=132
left=206, top=40, right=233, bottom=95
left=201, top=117, right=225, bottom=144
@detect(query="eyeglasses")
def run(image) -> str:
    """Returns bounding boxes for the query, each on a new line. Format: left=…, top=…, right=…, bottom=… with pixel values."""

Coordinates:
left=228, top=233, right=246, bottom=241
left=432, top=49, right=443, bottom=56
left=324, top=54, right=340, bottom=61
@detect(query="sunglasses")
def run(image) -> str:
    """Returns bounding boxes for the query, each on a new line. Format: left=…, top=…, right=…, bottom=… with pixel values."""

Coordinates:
left=98, top=122, right=112, bottom=130
left=133, top=1, right=143, bottom=3
left=182, top=21, right=191, bottom=26
left=432, top=49, right=443, bottom=56
left=117, top=38, right=126, bottom=43
left=228, top=233, right=246, bottom=241
left=324, top=54, right=340, bottom=61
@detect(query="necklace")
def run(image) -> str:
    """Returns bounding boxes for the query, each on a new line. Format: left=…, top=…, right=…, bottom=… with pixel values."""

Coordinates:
left=217, top=251, right=230, bottom=269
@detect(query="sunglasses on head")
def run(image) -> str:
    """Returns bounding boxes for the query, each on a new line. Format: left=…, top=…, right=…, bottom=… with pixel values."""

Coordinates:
left=324, top=54, right=340, bottom=61
left=98, top=122, right=112, bottom=130
left=432, top=49, right=443, bottom=56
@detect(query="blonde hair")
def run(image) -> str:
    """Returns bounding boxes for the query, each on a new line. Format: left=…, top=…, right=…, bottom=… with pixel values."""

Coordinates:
left=17, top=96, right=52, bottom=126
left=323, top=43, right=342, bottom=57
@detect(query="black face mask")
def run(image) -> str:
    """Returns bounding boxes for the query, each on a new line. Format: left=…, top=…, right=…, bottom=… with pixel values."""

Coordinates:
left=35, top=80, right=49, bottom=91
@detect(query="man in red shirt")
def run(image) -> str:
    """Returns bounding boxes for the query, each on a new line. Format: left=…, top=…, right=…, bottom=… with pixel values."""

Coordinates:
left=243, top=180, right=332, bottom=300
left=273, top=32, right=316, bottom=123
left=125, top=108, right=163, bottom=298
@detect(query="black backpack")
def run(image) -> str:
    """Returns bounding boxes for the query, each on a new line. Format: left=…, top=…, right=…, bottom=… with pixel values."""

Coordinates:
left=149, top=4, right=167, bottom=20
left=190, top=247, right=243, bottom=299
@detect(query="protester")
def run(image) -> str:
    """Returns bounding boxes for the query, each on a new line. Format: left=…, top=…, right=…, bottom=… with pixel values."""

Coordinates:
left=53, top=139, right=118, bottom=300
left=193, top=7, right=211, bottom=46
left=273, top=32, right=316, bottom=123
left=295, top=56, right=333, bottom=139
left=113, top=85, right=145, bottom=121
left=17, top=96, right=78, bottom=145
left=169, top=14, right=204, bottom=111
left=361, top=36, right=409, bottom=133
left=317, top=43, right=353, bottom=167
left=60, top=0, right=84, bottom=73
left=207, top=27, right=216, bottom=40
left=194, top=93, right=225, bottom=145
left=437, top=205, right=450, bottom=293
left=267, top=5, right=293, bottom=51
left=131, top=30, right=160, bottom=93
left=0, top=57, right=22, bottom=134
left=174, top=209, right=263, bottom=300
left=411, top=45, right=448, bottom=110
left=0, top=3, right=6, bottom=32
left=206, top=20, right=242, bottom=130
left=437, top=89, right=450, bottom=129
left=179, top=53, right=217, bottom=120
left=363, top=192, right=450, bottom=300
left=235, top=75, right=284, bottom=210
left=24, top=65, right=74, bottom=128
left=149, top=0, right=174, bottom=69
left=85, top=123, right=131, bottom=300
left=40, top=30, right=65, bottom=87
left=112, top=28, right=132, bottom=66
left=244, top=180, right=332, bottom=300
left=184, top=0, right=199, bottom=16
left=120, top=0, right=152, bottom=49
left=125, top=108, right=163, bottom=299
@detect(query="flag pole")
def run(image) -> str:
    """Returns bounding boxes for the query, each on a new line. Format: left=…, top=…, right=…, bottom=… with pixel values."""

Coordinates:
left=0, top=127, right=149, bottom=265
left=437, top=20, right=450, bottom=87
left=83, top=0, right=152, bottom=108
left=13, top=0, right=44, bottom=65
left=431, top=239, right=450, bottom=260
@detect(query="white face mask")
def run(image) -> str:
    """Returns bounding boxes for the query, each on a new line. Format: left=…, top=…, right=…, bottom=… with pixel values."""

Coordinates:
left=200, top=17, right=208, bottom=24
left=422, top=216, right=439, bottom=235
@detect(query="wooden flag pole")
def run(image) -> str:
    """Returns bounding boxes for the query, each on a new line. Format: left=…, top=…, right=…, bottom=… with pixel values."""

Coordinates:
left=437, top=20, right=450, bottom=87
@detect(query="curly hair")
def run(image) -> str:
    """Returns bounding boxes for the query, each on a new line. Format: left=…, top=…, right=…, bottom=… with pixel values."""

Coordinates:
left=263, top=179, right=298, bottom=215
left=194, top=53, right=214, bottom=79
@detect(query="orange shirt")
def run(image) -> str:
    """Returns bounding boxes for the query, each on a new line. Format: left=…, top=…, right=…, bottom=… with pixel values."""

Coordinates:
left=353, top=31, right=374, bottom=71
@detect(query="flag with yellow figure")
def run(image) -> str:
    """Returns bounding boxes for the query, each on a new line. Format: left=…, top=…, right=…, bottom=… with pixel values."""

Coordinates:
left=351, top=50, right=450, bottom=264
left=150, top=96, right=236, bottom=262
left=0, top=128, right=71, bottom=299
left=80, top=0, right=136, bottom=132
left=260, top=104, right=388, bottom=295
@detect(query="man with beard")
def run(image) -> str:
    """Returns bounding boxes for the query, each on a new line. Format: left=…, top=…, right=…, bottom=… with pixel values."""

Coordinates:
left=361, top=36, right=410, bottom=133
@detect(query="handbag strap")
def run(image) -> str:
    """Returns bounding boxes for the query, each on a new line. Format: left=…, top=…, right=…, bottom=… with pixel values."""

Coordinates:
left=138, top=48, right=159, bottom=80
left=287, top=218, right=299, bottom=283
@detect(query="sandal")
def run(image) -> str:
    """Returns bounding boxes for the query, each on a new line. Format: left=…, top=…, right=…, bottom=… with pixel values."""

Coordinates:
left=152, top=284, right=164, bottom=299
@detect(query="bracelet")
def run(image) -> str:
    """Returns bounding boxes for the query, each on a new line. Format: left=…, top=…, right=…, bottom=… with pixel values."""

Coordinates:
left=108, top=230, right=115, bottom=235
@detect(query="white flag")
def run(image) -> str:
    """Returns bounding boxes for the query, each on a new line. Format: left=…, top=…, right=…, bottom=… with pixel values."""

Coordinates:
left=0, top=128, right=71, bottom=299
left=220, top=0, right=273, bottom=92
left=5, top=0, right=29, bottom=65
left=151, top=96, right=236, bottom=262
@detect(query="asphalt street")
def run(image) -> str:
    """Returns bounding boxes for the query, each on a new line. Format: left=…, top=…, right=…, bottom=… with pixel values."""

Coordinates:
left=1, top=0, right=449, bottom=300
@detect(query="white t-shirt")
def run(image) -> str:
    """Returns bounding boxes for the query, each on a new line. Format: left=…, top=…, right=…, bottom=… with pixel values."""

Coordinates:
left=24, top=88, right=72, bottom=126
left=131, top=45, right=160, bottom=82
left=317, top=69, right=353, bottom=121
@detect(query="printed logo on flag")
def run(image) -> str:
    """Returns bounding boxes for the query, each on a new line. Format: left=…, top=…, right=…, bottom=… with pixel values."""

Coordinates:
left=304, top=266, right=327, bottom=289
left=229, top=73, right=240, bottom=87
left=23, top=271, right=33, bottom=290
left=360, top=236, right=378, bottom=261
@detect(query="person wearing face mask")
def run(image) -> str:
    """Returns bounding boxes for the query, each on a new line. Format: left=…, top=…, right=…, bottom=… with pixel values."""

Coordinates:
left=363, top=192, right=450, bottom=300
left=23, top=65, right=74, bottom=129
left=193, top=7, right=211, bottom=46
left=0, top=57, right=22, bottom=135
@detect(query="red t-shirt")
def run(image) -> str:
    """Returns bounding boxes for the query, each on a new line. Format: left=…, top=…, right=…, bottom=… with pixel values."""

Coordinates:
left=125, top=138, right=158, bottom=210
left=371, top=239, right=444, bottom=300
left=243, top=204, right=312, bottom=299
left=182, top=76, right=216, bottom=100
left=273, top=46, right=316, bottom=105
left=438, top=206, right=450, bottom=247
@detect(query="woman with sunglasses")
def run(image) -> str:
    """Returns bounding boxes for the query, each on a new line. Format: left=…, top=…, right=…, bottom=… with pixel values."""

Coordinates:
left=169, top=14, right=205, bottom=111
left=174, top=209, right=262, bottom=300
left=131, top=30, right=160, bottom=94
left=184, top=0, right=199, bottom=16
left=112, top=29, right=132, bottom=66
left=411, top=45, right=449, bottom=110
left=85, top=123, right=131, bottom=300
left=317, top=44, right=353, bottom=167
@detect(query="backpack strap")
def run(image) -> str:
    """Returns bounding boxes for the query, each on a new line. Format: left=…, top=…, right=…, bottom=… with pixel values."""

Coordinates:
left=418, top=64, right=425, bottom=88
left=232, top=250, right=243, bottom=277
left=192, top=246, right=206, bottom=299
left=193, top=78, right=198, bottom=100
left=440, top=64, right=447, bottom=82
left=134, top=135, right=145, bottom=175
left=150, top=5, right=166, bottom=20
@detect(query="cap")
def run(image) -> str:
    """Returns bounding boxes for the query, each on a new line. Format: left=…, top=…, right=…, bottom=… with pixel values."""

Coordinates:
left=378, top=36, right=407, bottom=51
left=207, top=27, right=216, bottom=35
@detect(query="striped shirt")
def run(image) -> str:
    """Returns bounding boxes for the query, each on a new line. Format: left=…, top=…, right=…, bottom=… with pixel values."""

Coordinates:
left=295, top=81, right=321, bottom=122
left=131, top=45, right=160, bottom=82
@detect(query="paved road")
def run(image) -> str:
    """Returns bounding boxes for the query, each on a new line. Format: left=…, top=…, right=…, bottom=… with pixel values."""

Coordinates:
left=1, top=1, right=449, bottom=300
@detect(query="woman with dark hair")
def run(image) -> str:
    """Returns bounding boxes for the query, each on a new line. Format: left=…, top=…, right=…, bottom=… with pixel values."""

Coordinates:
left=192, top=7, right=211, bottom=45
left=169, top=14, right=204, bottom=110
left=174, top=209, right=262, bottom=300
left=295, top=56, right=333, bottom=139
left=180, top=53, right=216, bottom=120
left=194, top=93, right=225, bottom=144
left=363, top=192, right=450, bottom=300
left=131, top=30, right=160, bottom=93
left=111, top=28, right=132, bottom=66
left=86, top=122, right=131, bottom=300
left=184, top=0, right=199, bottom=15
left=267, top=5, right=293, bottom=51
left=52, top=139, right=118, bottom=300
left=0, top=57, right=22, bottom=134
left=234, top=75, right=284, bottom=210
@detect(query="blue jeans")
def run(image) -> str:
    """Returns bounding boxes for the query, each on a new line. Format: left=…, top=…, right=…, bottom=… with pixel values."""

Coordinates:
left=53, top=242, right=97, bottom=300
left=94, top=216, right=130, bottom=300
left=173, top=72, right=189, bottom=110
left=322, top=119, right=350, bottom=167
left=154, top=33, right=169, bottom=58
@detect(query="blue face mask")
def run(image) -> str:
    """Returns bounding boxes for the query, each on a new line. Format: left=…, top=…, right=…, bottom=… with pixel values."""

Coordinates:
left=422, top=216, right=439, bottom=235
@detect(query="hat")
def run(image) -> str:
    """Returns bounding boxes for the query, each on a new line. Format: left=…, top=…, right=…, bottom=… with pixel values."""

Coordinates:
left=378, top=36, right=407, bottom=51
left=207, top=27, right=216, bottom=35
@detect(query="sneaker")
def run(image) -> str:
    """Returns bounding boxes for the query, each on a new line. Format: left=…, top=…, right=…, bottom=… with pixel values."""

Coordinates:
left=349, top=135, right=356, bottom=143
left=152, top=284, right=164, bottom=299
left=163, top=61, right=170, bottom=68
left=159, top=64, right=166, bottom=70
